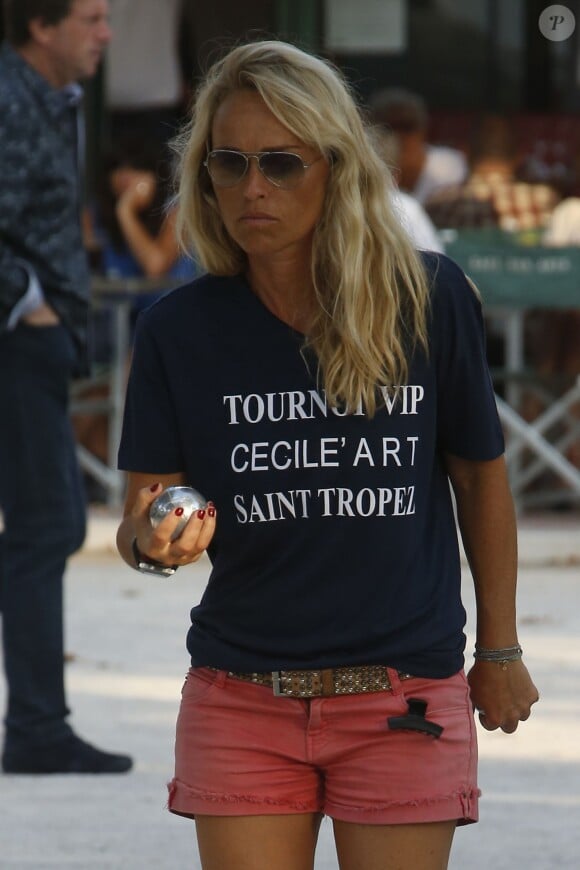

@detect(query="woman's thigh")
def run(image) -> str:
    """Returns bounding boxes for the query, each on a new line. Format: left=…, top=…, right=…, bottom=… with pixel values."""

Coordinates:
left=333, top=819, right=456, bottom=870
left=195, top=813, right=322, bottom=870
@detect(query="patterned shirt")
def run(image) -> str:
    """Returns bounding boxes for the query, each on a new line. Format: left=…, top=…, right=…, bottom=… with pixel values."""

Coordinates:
left=0, top=42, right=91, bottom=361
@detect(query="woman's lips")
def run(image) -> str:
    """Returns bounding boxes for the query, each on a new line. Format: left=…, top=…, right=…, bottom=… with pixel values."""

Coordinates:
left=240, top=212, right=277, bottom=223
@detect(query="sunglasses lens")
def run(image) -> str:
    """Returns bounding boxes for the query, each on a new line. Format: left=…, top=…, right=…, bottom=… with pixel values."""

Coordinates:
left=206, top=151, right=308, bottom=188
left=206, top=151, right=247, bottom=186
left=259, top=152, right=305, bottom=187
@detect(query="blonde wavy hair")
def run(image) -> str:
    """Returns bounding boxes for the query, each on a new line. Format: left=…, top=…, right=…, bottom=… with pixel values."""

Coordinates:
left=174, top=40, right=431, bottom=416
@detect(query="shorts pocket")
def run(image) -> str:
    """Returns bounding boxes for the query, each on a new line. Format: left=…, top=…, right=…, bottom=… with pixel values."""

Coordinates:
left=400, top=670, right=470, bottom=716
left=180, top=667, right=225, bottom=705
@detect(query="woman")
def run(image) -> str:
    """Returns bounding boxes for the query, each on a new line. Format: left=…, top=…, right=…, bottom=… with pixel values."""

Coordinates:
left=116, top=41, right=538, bottom=870
left=95, top=137, right=197, bottom=283
left=74, top=140, right=198, bottom=479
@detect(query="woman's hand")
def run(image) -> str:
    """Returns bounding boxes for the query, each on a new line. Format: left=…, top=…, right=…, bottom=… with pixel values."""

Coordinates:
left=117, top=171, right=157, bottom=214
left=131, top=483, right=216, bottom=569
left=467, top=658, right=539, bottom=733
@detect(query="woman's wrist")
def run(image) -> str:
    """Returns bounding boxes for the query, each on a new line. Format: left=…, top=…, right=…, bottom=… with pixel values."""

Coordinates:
left=116, top=200, right=138, bottom=222
left=473, top=644, right=523, bottom=670
left=131, top=537, right=178, bottom=577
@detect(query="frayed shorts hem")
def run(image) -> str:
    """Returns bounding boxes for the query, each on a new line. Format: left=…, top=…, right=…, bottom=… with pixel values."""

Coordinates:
left=167, top=778, right=479, bottom=826
left=167, top=777, right=321, bottom=819
left=324, top=789, right=480, bottom=826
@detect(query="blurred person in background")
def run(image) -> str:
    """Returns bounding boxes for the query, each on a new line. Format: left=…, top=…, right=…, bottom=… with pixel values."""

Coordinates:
left=392, top=188, right=445, bottom=252
left=96, top=136, right=198, bottom=286
left=73, top=137, right=199, bottom=475
left=372, top=124, right=444, bottom=253
left=0, top=0, right=132, bottom=774
left=368, top=87, right=468, bottom=204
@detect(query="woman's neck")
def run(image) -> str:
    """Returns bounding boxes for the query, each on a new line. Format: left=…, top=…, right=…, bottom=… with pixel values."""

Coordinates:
left=247, top=257, right=317, bottom=334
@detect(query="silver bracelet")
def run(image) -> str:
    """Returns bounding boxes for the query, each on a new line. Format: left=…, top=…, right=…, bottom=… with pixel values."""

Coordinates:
left=474, top=644, right=523, bottom=669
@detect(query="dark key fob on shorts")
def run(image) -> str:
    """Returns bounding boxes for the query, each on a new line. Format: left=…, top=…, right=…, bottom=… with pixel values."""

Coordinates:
left=387, top=698, right=444, bottom=738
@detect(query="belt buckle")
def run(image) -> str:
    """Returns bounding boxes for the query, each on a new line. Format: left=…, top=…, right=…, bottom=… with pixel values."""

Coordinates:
left=272, top=670, right=325, bottom=698
left=272, top=670, right=311, bottom=697
left=272, top=671, right=284, bottom=696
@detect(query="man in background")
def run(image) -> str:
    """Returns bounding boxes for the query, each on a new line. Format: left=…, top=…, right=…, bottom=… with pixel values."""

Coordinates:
left=0, top=0, right=132, bottom=774
left=369, top=87, right=468, bottom=204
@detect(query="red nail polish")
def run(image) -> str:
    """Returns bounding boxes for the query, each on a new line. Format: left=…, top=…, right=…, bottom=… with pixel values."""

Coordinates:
left=208, top=507, right=216, bottom=518
left=150, top=483, right=160, bottom=492
left=197, top=509, right=206, bottom=520
left=175, top=507, right=184, bottom=516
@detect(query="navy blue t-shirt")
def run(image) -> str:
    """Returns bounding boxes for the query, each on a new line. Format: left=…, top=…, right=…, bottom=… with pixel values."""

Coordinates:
left=118, top=253, right=504, bottom=677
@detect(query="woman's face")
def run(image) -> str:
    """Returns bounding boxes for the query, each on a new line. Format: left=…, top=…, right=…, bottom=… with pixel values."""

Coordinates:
left=208, top=90, right=330, bottom=267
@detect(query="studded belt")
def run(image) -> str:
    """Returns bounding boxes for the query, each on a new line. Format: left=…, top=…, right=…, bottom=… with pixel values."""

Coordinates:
left=218, top=665, right=415, bottom=698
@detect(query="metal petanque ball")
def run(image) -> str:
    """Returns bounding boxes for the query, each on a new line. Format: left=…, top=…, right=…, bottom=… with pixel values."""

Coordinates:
left=149, top=486, right=207, bottom=541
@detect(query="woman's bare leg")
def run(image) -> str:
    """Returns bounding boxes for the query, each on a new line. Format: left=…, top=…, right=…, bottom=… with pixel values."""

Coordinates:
left=333, top=819, right=456, bottom=870
left=195, top=813, right=322, bottom=870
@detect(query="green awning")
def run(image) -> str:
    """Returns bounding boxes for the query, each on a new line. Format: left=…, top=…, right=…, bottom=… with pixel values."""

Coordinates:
left=445, top=230, right=580, bottom=308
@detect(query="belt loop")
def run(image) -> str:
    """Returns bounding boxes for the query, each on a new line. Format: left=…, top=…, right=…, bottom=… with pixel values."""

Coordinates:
left=386, top=667, right=403, bottom=696
left=206, top=668, right=228, bottom=688
left=321, top=669, right=335, bottom=697
left=216, top=669, right=229, bottom=688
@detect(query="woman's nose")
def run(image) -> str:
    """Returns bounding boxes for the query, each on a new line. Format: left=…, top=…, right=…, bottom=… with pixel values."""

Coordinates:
left=242, top=157, right=269, bottom=197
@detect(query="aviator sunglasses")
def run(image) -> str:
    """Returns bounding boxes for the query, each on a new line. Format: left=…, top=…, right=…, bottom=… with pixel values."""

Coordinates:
left=204, top=149, right=323, bottom=189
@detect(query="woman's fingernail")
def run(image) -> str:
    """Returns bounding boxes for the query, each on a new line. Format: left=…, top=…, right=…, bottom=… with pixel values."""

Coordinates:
left=150, top=483, right=161, bottom=492
left=197, top=509, right=206, bottom=520
left=175, top=507, right=184, bottom=516
left=208, top=507, right=216, bottom=518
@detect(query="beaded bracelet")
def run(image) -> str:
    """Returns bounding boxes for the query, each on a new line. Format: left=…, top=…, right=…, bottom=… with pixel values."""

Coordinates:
left=474, top=644, right=523, bottom=670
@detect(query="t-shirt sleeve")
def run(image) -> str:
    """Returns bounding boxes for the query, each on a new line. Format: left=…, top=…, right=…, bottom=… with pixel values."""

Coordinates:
left=430, top=254, right=505, bottom=460
left=117, top=311, right=185, bottom=473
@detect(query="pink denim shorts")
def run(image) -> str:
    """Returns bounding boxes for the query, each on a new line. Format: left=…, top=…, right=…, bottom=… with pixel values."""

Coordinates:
left=168, top=666, right=479, bottom=826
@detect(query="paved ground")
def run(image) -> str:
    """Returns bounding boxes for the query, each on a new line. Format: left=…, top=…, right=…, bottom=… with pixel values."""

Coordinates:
left=0, top=510, right=579, bottom=869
